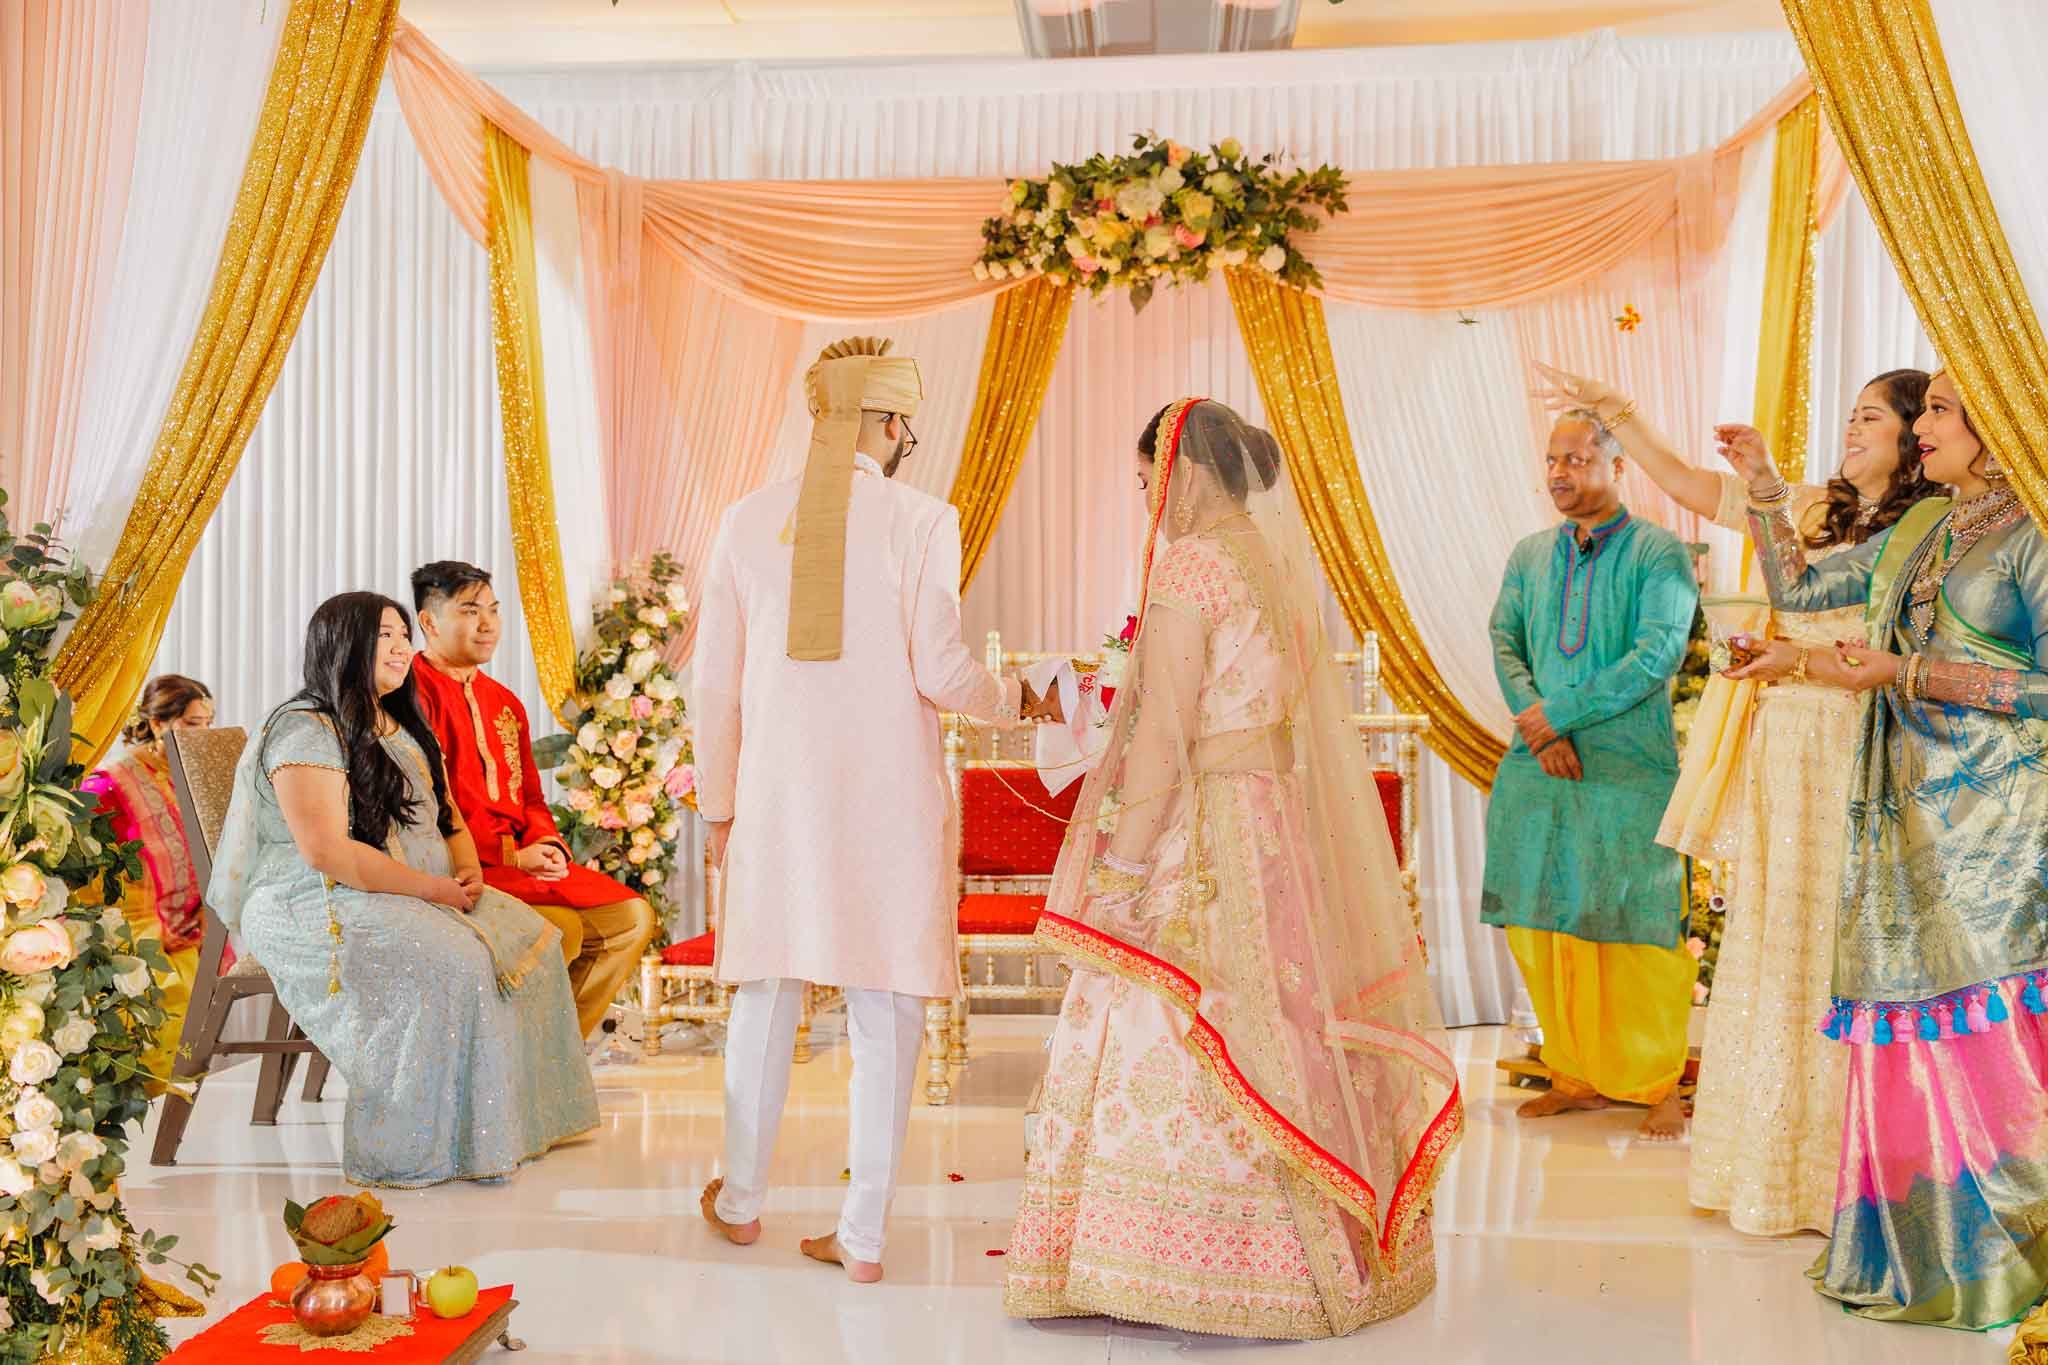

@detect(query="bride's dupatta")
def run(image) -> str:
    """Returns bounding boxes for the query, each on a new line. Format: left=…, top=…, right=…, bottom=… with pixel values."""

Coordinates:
left=1034, top=398, right=1462, bottom=1274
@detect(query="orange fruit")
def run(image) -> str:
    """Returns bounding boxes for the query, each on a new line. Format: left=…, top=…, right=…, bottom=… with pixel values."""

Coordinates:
left=270, top=1262, right=307, bottom=1299
left=361, top=1242, right=390, bottom=1282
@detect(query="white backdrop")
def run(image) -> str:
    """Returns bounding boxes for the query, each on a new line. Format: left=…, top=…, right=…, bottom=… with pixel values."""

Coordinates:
left=153, top=29, right=1931, bottom=1022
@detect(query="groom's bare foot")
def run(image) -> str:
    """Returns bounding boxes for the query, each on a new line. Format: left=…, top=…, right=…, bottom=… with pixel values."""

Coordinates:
left=1638, top=1093, right=1687, bottom=1142
left=700, top=1179, right=761, bottom=1246
left=1517, top=1088, right=1609, bottom=1118
left=801, top=1232, right=883, bottom=1283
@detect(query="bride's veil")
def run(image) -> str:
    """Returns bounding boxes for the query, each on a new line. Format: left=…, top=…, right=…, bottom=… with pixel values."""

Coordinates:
left=1036, top=397, right=1462, bottom=1273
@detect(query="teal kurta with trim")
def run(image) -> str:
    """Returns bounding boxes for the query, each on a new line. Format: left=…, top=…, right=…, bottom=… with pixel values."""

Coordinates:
left=1480, top=509, right=1696, bottom=947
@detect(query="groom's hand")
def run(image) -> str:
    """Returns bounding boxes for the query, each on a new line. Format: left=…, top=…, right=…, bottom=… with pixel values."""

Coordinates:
left=1021, top=680, right=1065, bottom=725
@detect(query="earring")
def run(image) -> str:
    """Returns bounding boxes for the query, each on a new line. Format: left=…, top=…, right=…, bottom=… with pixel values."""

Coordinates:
left=1985, top=451, right=2010, bottom=482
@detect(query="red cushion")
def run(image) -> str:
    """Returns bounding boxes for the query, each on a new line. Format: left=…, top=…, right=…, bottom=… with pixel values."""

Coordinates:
left=960, top=768, right=1078, bottom=877
left=957, top=893, right=1046, bottom=936
left=1374, top=770, right=1403, bottom=864
left=661, top=931, right=715, bottom=967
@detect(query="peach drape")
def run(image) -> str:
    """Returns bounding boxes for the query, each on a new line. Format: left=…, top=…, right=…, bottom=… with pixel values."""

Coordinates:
left=388, top=19, right=1837, bottom=322
left=0, top=0, right=149, bottom=529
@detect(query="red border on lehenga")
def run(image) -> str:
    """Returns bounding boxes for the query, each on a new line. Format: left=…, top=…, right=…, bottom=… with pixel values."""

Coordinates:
left=1037, top=910, right=1464, bottom=1271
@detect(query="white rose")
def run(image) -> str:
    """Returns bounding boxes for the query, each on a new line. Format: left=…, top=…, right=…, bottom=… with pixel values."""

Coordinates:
left=637, top=606, right=670, bottom=630
left=111, top=955, right=150, bottom=998
left=604, top=675, right=635, bottom=703
left=629, top=631, right=652, bottom=650
left=57, top=1132, right=104, bottom=1172
left=77, top=1215, right=121, bottom=1252
left=74, top=1077, right=90, bottom=1096
left=0, top=999, right=43, bottom=1051
left=1220, top=246, right=1249, bottom=267
left=17, top=973, right=54, bottom=1007
left=30, top=1268, right=63, bottom=1304
left=1259, top=244, right=1287, bottom=273
left=653, top=739, right=683, bottom=780
left=608, top=588, right=628, bottom=605
left=13, top=1090, right=59, bottom=1133
left=590, top=765, right=623, bottom=791
left=971, top=260, right=991, bottom=281
left=625, top=650, right=659, bottom=684
left=626, top=803, right=656, bottom=828
left=9, top=1040, right=60, bottom=1086
left=607, top=730, right=641, bottom=761
left=1155, top=165, right=1185, bottom=193
left=50, top=1015, right=95, bottom=1056
left=0, top=1156, right=31, bottom=1198
left=12, top=1126, right=57, bottom=1166
left=642, top=870, right=662, bottom=887
left=659, top=820, right=681, bottom=841
left=647, top=676, right=680, bottom=703
left=38, top=878, right=68, bottom=920
left=576, top=722, right=605, bottom=752
left=1009, top=260, right=1030, bottom=279
left=666, top=581, right=690, bottom=613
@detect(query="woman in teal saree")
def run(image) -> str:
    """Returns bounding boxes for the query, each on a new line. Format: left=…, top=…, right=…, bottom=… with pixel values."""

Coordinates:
left=1726, top=370, right=2048, bottom=1330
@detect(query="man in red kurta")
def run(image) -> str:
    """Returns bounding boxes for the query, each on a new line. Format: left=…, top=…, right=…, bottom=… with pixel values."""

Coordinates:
left=410, top=561, right=656, bottom=1040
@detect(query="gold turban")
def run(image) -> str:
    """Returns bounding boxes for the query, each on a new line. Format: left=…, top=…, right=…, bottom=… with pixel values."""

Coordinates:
left=787, top=336, right=924, bottom=660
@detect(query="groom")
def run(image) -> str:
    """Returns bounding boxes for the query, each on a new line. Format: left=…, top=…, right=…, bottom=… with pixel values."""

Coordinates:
left=692, top=336, right=1055, bottom=1282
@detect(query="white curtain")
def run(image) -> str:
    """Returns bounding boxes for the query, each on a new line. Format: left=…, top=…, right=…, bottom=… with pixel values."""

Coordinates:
left=66, top=0, right=284, bottom=570
left=1927, top=0, right=2048, bottom=365
left=159, top=28, right=1944, bottom=1018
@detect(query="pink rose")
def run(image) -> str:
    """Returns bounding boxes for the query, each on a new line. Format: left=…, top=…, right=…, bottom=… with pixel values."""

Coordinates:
left=1166, top=141, right=1190, bottom=168
left=1173, top=224, right=1205, bottom=251
left=664, top=766, right=697, bottom=800
left=566, top=788, right=597, bottom=813
left=630, top=695, right=654, bottom=721
left=1072, top=254, right=1101, bottom=276
left=0, top=923, right=73, bottom=976
left=597, top=809, right=627, bottom=831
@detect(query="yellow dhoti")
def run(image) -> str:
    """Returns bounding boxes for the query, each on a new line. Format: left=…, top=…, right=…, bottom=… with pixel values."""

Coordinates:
left=1507, top=926, right=1695, bottom=1104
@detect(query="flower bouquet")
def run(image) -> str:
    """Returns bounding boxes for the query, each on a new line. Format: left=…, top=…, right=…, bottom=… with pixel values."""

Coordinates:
left=0, top=490, right=218, bottom=1364
left=976, top=133, right=1348, bottom=312
left=1094, top=615, right=1137, bottom=715
left=534, top=555, right=695, bottom=940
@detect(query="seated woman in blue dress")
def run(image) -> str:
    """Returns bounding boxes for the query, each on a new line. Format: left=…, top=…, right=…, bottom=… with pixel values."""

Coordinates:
left=209, top=591, right=598, bottom=1188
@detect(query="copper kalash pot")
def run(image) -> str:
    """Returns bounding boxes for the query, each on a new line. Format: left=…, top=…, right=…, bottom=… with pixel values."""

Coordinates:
left=290, top=1260, right=379, bottom=1336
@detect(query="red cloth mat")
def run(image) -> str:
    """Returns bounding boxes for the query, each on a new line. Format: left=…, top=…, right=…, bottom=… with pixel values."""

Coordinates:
left=166, top=1285, right=513, bottom=1362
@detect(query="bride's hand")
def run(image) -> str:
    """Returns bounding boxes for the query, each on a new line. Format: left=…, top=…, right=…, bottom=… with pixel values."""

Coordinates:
left=1712, top=423, right=1779, bottom=489
left=1533, top=362, right=1626, bottom=419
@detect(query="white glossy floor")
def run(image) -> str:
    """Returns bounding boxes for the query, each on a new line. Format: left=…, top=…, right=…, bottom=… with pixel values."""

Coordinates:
left=127, top=1018, right=2012, bottom=1364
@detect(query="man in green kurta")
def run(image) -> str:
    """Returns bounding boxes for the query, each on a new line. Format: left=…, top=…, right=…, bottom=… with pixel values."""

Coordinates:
left=1482, top=410, right=1699, bottom=1140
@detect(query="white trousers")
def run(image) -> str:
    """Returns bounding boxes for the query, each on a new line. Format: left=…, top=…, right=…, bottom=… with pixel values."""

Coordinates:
left=714, top=978, right=926, bottom=1264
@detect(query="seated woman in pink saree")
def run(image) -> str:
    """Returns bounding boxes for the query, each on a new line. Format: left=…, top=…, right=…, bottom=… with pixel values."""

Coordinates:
left=1004, top=399, right=1463, bottom=1340
left=81, top=675, right=216, bottom=1094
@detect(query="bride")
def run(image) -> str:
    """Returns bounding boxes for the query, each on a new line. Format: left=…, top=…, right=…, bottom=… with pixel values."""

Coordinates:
left=1004, top=398, right=1462, bottom=1339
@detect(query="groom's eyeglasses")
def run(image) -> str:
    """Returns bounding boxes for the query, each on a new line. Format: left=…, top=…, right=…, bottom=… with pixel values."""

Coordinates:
left=896, top=417, right=919, bottom=457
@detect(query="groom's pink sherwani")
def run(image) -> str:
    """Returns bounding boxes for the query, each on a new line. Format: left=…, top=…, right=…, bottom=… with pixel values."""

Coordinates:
left=692, top=453, right=1020, bottom=999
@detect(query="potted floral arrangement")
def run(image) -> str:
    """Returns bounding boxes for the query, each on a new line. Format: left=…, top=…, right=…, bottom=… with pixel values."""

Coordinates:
left=0, top=491, right=217, bottom=1363
left=976, top=133, right=1348, bottom=311
left=534, top=555, right=695, bottom=941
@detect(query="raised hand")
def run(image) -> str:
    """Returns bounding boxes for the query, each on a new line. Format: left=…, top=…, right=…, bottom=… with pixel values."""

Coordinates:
left=1712, top=423, right=1779, bottom=489
left=1533, top=362, right=1624, bottom=417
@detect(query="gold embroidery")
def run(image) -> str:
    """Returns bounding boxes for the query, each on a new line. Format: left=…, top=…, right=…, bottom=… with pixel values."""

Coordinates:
left=463, top=680, right=500, bottom=801
left=495, top=705, right=524, bottom=806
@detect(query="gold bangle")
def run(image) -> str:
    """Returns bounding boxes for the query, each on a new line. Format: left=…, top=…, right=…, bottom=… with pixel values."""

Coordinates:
left=1600, top=399, right=1638, bottom=433
left=1088, top=857, right=1148, bottom=899
left=1747, top=477, right=1793, bottom=510
left=1791, top=648, right=1809, bottom=686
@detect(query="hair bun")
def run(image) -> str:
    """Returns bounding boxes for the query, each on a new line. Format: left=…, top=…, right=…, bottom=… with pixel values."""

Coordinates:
left=1245, top=427, right=1283, bottom=492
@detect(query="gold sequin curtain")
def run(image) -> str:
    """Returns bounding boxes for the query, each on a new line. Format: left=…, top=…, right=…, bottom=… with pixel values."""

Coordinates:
left=1223, top=267, right=1507, bottom=790
left=1783, top=0, right=2048, bottom=530
left=1755, top=93, right=1822, bottom=483
left=52, top=0, right=399, bottom=765
left=948, top=277, right=1074, bottom=589
left=483, top=123, right=577, bottom=712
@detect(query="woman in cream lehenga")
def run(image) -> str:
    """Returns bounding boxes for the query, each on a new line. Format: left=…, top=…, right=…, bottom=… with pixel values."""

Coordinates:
left=1003, top=399, right=1462, bottom=1340
left=1536, top=363, right=1940, bottom=1237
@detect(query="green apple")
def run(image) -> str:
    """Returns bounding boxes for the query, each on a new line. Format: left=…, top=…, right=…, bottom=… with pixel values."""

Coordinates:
left=423, top=1265, right=478, bottom=1319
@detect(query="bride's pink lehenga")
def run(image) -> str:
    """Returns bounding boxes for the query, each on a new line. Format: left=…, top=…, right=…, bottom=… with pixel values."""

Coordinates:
left=1004, top=399, right=1461, bottom=1340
